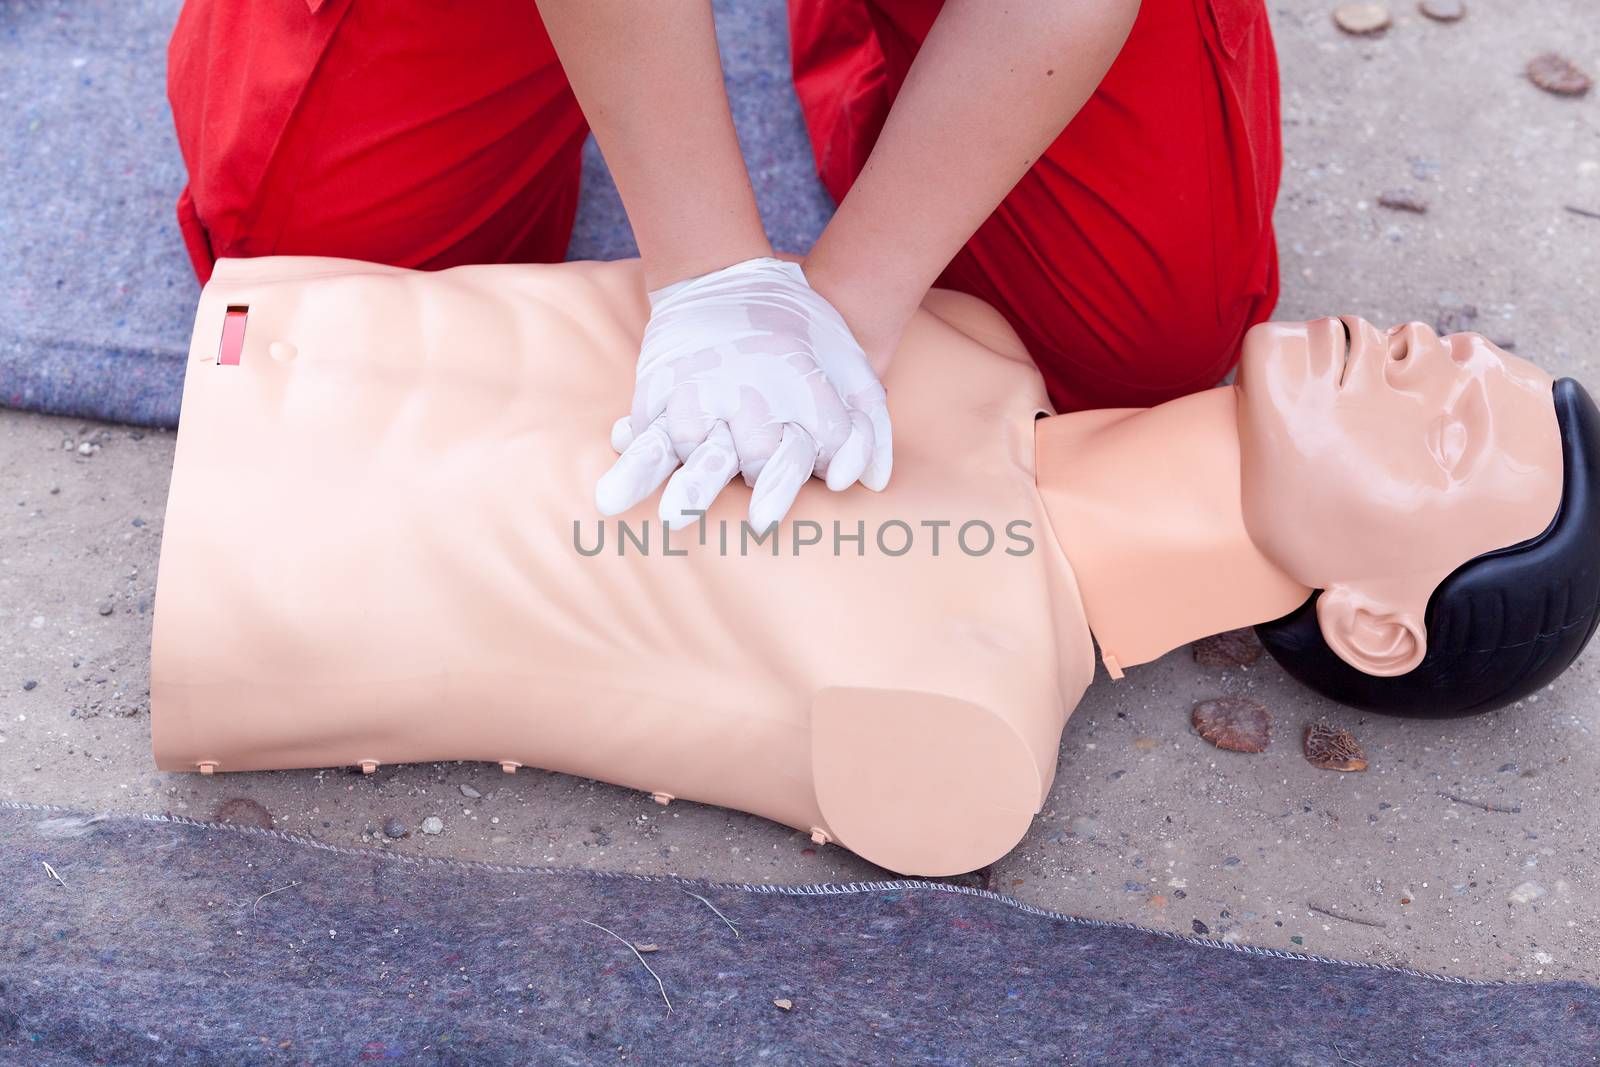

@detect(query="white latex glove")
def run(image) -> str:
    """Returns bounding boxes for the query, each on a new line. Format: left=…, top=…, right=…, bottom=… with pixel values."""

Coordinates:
left=595, top=257, right=892, bottom=531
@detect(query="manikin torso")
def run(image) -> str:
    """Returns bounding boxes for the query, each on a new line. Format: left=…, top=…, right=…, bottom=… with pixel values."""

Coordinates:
left=153, top=256, right=1561, bottom=877
left=153, top=257, right=1098, bottom=876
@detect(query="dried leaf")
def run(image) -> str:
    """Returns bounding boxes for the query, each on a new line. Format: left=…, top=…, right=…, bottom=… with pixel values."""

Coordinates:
left=1192, top=629, right=1264, bottom=670
left=634, top=943, right=660, bottom=954
left=1191, top=697, right=1272, bottom=754
left=773, top=998, right=794, bottom=1011
left=1377, top=189, right=1428, bottom=214
left=1304, top=723, right=1368, bottom=772
left=1333, top=3, right=1392, bottom=35
left=1417, top=0, right=1465, bottom=22
left=1527, top=53, right=1592, bottom=97
left=214, top=797, right=273, bottom=829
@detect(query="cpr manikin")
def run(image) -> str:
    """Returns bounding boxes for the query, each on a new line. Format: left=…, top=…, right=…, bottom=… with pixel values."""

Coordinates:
left=151, top=257, right=1598, bottom=876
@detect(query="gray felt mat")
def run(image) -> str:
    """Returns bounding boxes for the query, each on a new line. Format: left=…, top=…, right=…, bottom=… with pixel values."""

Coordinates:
left=0, top=0, right=832, bottom=428
left=2, top=801, right=1597, bottom=1066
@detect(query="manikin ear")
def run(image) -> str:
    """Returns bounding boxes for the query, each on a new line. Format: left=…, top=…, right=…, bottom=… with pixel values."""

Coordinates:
left=1314, top=584, right=1428, bottom=677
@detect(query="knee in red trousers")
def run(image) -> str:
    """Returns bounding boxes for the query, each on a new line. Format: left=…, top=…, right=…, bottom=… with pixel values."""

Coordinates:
left=167, top=0, right=588, bottom=283
left=792, top=0, right=1283, bottom=411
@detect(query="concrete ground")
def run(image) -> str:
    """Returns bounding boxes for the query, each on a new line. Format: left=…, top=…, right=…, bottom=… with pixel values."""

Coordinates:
left=3, top=1, right=1598, bottom=984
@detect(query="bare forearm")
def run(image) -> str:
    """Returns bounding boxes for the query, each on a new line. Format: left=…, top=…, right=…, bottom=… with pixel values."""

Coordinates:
left=535, top=1, right=770, bottom=290
left=803, top=0, right=1140, bottom=366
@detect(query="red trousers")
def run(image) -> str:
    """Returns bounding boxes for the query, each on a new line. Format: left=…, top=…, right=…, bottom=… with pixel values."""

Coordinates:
left=169, top=0, right=1281, bottom=411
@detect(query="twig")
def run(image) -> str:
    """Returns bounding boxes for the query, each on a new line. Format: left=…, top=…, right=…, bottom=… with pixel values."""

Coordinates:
left=1565, top=205, right=1600, bottom=221
left=42, top=861, right=66, bottom=888
left=680, top=888, right=741, bottom=938
left=1438, top=791, right=1521, bottom=814
left=1333, top=1043, right=1371, bottom=1067
left=582, top=919, right=672, bottom=1016
left=1307, top=901, right=1388, bottom=929
left=253, top=880, right=302, bottom=914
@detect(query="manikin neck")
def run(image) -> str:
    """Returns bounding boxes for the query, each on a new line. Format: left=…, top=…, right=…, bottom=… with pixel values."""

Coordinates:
left=1035, top=387, right=1312, bottom=678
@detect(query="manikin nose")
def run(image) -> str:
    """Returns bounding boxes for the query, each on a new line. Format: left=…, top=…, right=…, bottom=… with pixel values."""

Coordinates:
left=1383, top=322, right=1449, bottom=387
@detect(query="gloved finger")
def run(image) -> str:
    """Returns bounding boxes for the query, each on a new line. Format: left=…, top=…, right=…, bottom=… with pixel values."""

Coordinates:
left=609, top=415, right=635, bottom=455
left=595, top=417, right=678, bottom=516
left=855, top=389, right=893, bottom=492
left=628, top=367, right=674, bottom=439
left=663, top=388, right=721, bottom=463
left=748, top=424, right=817, bottom=532
left=660, top=421, right=738, bottom=530
left=820, top=409, right=872, bottom=491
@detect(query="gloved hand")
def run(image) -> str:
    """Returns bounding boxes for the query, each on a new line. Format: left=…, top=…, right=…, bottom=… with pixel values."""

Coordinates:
left=595, top=257, right=892, bottom=531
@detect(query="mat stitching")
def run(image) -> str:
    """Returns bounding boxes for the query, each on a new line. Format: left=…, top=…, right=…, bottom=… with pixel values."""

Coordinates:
left=2, top=798, right=1506, bottom=987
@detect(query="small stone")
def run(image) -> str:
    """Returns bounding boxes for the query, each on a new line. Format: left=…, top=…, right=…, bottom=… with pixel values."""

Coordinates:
left=459, top=783, right=482, bottom=799
left=1192, top=629, right=1264, bottom=669
left=1533, top=951, right=1554, bottom=966
left=421, top=816, right=444, bottom=835
left=49, top=486, right=60, bottom=495
left=131, top=518, right=146, bottom=528
left=213, top=797, right=273, bottom=830
left=22, top=679, right=38, bottom=691
left=1417, top=0, right=1464, bottom=21
left=1333, top=3, right=1391, bottom=35
left=1377, top=189, right=1428, bottom=213
left=1527, top=54, right=1592, bottom=96
left=383, top=817, right=408, bottom=839
left=1191, top=697, right=1272, bottom=753
left=76, top=442, right=95, bottom=456
left=634, top=943, right=659, bottom=954
left=97, top=603, right=114, bottom=617
left=773, top=998, right=793, bottom=1012
left=1304, top=722, right=1368, bottom=772
left=1192, top=919, right=1210, bottom=935
left=1508, top=881, right=1546, bottom=904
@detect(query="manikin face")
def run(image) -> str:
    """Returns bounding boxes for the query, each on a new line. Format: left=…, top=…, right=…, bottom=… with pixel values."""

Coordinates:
left=1236, top=317, right=1563, bottom=676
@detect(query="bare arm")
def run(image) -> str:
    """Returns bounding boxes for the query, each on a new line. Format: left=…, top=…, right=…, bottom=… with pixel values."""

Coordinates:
left=802, top=0, right=1141, bottom=368
left=534, top=1, right=770, bottom=291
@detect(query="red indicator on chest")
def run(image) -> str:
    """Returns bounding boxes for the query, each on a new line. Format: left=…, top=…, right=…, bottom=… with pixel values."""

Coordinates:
left=219, top=306, right=248, bottom=365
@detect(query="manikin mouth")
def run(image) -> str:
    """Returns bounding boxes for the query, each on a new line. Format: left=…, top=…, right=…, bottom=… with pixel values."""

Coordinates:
left=1336, top=317, right=1354, bottom=389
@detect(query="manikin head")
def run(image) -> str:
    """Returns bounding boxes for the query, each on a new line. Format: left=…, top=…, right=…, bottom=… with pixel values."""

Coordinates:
left=1236, top=317, right=1600, bottom=716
